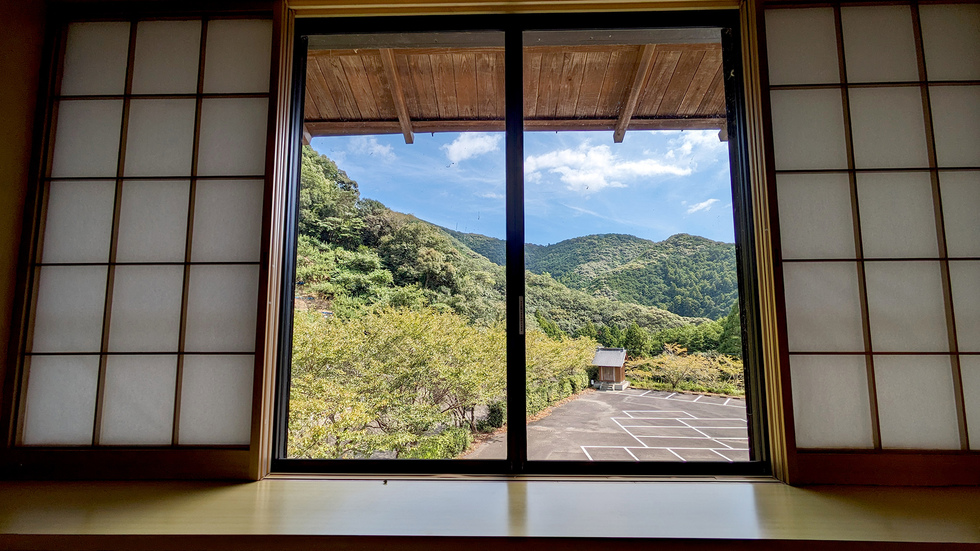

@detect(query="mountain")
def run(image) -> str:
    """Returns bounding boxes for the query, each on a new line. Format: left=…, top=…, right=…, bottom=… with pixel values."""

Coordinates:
left=446, top=230, right=737, bottom=320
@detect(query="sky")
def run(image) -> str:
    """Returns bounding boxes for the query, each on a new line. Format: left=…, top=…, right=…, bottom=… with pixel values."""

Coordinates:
left=310, top=128, right=734, bottom=246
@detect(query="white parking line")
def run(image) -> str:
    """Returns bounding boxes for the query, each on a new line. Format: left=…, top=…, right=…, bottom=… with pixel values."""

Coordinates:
left=580, top=446, right=594, bottom=461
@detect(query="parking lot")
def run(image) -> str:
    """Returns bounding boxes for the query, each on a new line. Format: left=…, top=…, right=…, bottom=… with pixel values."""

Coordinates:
left=466, top=389, right=749, bottom=461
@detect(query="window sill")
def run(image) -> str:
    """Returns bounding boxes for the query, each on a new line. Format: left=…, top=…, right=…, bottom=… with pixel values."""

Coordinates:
left=1, top=477, right=979, bottom=549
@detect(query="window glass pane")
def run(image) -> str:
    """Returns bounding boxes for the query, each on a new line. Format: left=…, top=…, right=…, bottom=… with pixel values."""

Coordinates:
left=940, top=171, right=980, bottom=258
left=929, top=85, right=980, bottom=169
left=101, top=355, right=177, bottom=445
left=203, top=19, right=273, bottom=94
left=848, top=87, right=929, bottom=169
left=50, top=100, right=123, bottom=178
left=31, top=266, right=107, bottom=353
left=197, top=98, right=269, bottom=176
left=782, top=262, right=864, bottom=353
left=865, top=261, right=948, bottom=353
left=107, top=265, right=184, bottom=353
left=874, top=355, right=960, bottom=450
left=775, top=173, right=855, bottom=260
left=856, top=172, right=938, bottom=259
left=60, top=22, right=131, bottom=96
left=21, top=356, right=100, bottom=446
left=769, top=89, right=847, bottom=170
left=840, top=5, right=917, bottom=83
left=178, top=355, right=254, bottom=445
left=790, top=355, right=873, bottom=449
left=184, top=264, right=259, bottom=352
left=288, top=32, right=507, bottom=460
left=124, top=99, right=197, bottom=177
left=919, top=4, right=980, bottom=82
left=131, top=20, right=201, bottom=95
left=764, top=8, right=839, bottom=86
left=41, top=180, right=115, bottom=264
left=115, top=180, right=189, bottom=263
left=520, top=29, right=749, bottom=463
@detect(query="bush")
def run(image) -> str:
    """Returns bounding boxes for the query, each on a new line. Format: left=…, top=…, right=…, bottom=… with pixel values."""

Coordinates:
left=402, top=427, right=472, bottom=459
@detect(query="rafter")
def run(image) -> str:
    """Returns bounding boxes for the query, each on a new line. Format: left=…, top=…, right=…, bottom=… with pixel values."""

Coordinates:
left=613, top=44, right=657, bottom=143
left=379, top=48, right=414, bottom=144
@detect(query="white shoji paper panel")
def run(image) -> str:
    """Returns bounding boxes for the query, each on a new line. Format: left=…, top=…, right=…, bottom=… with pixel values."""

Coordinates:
left=865, top=261, right=948, bottom=352
left=191, top=179, right=264, bottom=262
left=769, top=89, right=847, bottom=170
left=840, top=6, right=918, bottom=83
left=124, top=99, right=197, bottom=177
left=60, top=22, right=130, bottom=96
left=100, top=355, right=177, bottom=445
left=776, top=173, right=855, bottom=259
left=178, top=355, right=254, bottom=445
left=115, top=180, right=189, bottom=263
left=940, top=171, right=980, bottom=258
left=919, top=4, right=980, bottom=82
left=108, top=266, right=184, bottom=353
left=875, top=355, right=960, bottom=450
left=960, top=356, right=980, bottom=450
left=184, top=264, right=259, bottom=352
left=790, top=355, right=873, bottom=448
left=764, top=8, right=839, bottom=86
left=949, top=261, right=980, bottom=353
left=202, top=19, right=272, bottom=94
left=930, top=86, right=980, bottom=168
left=131, top=20, right=201, bottom=95
left=21, top=355, right=99, bottom=445
left=782, top=262, right=864, bottom=352
left=41, top=180, right=115, bottom=263
left=32, top=266, right=107, bottom=353
left=197, top=98, right=269, bottom=177
left=50, top=100, right=123, bottom=178
left=857, top=172, right=938, bottom=259
left=848, top=87, right=929, bottom=169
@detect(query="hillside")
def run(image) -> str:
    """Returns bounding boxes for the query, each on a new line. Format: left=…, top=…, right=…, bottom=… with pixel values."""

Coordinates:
left=448, top=230, right=738, bottom=320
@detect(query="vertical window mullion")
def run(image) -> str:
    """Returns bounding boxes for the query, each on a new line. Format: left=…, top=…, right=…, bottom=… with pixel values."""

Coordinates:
left=504, top=26, right=526, bottom=474
left=833, top=4, right=882, bottom=451
left=910, top=2, right=969, bottom=451
left=172, top=17, right=210, bottom=446
left=92, top=21, right=139, bottom=446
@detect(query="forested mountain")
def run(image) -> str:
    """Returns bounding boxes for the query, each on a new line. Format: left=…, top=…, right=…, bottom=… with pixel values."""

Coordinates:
left=449, top=229, right=738, bottom=320
left=289, top=146, right=743, bottom=459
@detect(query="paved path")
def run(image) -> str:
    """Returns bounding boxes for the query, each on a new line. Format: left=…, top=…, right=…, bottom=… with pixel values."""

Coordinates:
left=466, top=389, right=749, bottom=461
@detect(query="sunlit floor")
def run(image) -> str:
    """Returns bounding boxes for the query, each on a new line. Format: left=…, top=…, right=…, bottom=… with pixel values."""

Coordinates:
left=466, top=389, right=748, bottom=461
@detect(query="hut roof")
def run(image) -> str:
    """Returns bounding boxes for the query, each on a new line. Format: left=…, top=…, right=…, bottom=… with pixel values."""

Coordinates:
left=592, top=347, right=627, bottom=368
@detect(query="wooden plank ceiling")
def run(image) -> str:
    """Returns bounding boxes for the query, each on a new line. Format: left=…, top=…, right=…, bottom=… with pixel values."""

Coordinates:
left=304, top=43, right=726, bottom=143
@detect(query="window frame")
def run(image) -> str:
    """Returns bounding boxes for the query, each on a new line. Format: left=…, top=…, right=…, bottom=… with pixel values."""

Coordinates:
left=270, top=9, right=768, bottom=476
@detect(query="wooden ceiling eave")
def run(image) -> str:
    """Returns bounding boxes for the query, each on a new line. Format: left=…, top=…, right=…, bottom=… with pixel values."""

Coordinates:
left=304, top=43, right=726, bottom=142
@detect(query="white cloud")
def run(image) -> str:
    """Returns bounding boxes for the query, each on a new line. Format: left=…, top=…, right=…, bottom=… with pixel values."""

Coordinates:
left=479, top=191, right=503, bottom=199
left=348, top=136, right=395, bottom=161
left=664, top=129, right=727, bottom=161
left=525, top=143, right=691, bottom=194
left=686, top=198, right=719, bottom=214
left=443, top=133, right=502, bottom=163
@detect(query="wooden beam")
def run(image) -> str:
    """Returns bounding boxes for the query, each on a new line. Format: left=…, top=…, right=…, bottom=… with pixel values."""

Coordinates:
left=613, top=44, right=657, bottom=143
left=302, top=124, right=312, bottom=145
left=304, top=116, right=725, bottom=137
left=379, top=48, right=414, bottom=144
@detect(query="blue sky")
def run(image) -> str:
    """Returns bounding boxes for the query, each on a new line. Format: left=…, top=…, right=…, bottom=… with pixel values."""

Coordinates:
left=310, top=128, right=734, bottom=246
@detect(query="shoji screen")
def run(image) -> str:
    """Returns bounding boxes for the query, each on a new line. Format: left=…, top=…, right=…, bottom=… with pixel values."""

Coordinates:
left=766, top=4, right=980, bottom=453
left=20, top=18, right=272, bottom=447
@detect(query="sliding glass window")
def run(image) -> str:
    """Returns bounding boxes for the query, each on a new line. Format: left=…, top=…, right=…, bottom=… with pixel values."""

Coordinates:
left=275, top=11, right=767, bottom=475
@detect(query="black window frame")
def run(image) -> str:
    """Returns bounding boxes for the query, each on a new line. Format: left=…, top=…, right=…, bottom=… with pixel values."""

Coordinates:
left=272, top=9, right=770, bottom=476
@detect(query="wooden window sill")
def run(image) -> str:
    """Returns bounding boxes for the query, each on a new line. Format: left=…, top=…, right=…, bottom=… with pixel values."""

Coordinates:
left=1, top=477, right=979, bottom=549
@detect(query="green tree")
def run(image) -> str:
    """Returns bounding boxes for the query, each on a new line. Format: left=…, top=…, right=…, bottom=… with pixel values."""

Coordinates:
left=622, top=321, right=649, bottom=358
left=718, top=303, right=742, bottom=357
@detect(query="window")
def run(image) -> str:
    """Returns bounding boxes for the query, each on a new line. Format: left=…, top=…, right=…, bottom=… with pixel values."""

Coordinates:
left=273, top=10, right=768, bottom=476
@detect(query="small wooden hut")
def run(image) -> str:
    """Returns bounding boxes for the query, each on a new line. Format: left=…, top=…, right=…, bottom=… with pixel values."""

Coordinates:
left=592, top=347, right=629, bottom=391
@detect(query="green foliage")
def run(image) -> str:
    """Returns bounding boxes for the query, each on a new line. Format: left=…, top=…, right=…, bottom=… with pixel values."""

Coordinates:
left=650, top=319, right=724, bottom=354
left=622, top=322, right=650, bottom=358
left=299, top=146, right=363, bottom=249
left=401, top=427, right=472, bottom=459
left=627, top=344, right=744, bottom=395
left=718, top=303, right=742, bottom=356
left=524, top=330, right=597, bottom=416
left=534, top=310, right=567, bottom=340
